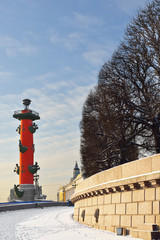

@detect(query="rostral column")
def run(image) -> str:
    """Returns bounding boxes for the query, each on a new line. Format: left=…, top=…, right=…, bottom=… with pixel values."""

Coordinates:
left=11, top=99, right=40, bottom=201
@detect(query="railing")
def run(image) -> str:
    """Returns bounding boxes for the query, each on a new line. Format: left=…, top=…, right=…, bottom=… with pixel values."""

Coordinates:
left=14, top=110, right=22, bottom=115
left=31, top=110, right=39, bottom=117
left=14, top=110, right=39, bottom=117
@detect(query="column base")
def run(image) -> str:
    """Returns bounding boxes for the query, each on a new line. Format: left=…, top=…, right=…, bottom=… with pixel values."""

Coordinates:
left=9, top=184, right=35, bottom=202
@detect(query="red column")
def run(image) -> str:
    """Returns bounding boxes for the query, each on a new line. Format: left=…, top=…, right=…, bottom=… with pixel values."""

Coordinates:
left=19, top=110, right=34, bottom=184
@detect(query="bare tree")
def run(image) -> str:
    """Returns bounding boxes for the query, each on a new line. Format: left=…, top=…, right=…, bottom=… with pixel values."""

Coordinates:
left=80, top=84, right=139, bottom=177
left=80, top=0, right=160, bottom=177
left=113, top=0, right=160, bottom=153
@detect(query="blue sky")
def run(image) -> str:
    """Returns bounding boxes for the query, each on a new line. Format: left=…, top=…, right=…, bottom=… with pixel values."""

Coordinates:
left=0, top=0, right=150, bottom=201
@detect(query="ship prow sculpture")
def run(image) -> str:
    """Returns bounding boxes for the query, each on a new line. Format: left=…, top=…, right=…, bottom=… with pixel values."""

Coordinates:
left=9, top=99, right=46, bottom=202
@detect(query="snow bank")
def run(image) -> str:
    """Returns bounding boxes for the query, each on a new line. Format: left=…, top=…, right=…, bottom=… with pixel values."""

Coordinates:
left=0, top=206, right=141, bottom=240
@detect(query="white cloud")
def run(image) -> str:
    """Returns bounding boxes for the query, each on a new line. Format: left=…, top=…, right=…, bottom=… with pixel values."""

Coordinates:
left=63, top=32, right=85, bottom=51
left=0, top=71, right=15, bottom=82
left=18, top=45, right=37, bottom=55
left=49, top=31, right=60, bottom=43
left=74, top=12, right=101, bottom=29
left=60, top=12, right=102, bottom=31
left=83, top=48, right=107, bottom=66
left=32, top=72, right=57, bottom=85
left=0, top=36, right=19, bottom=47
left=49, top=12, right=102, bottom=51
left=21, top=81, right=92, bottom=126
left=45, top=81, right=70, bottom=91
left=0, top=36, right=38, bottom=57
left=114, top=0, right=148, bottom=15
left=50, top=30, right=86, bottom=51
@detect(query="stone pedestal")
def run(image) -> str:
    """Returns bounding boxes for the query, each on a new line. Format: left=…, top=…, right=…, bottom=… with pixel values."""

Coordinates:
left=9, top=184, right=35, bottom=202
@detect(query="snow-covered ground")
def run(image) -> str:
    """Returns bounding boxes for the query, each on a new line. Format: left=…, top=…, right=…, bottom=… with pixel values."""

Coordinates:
left=0, top=206, right=141, bottom=240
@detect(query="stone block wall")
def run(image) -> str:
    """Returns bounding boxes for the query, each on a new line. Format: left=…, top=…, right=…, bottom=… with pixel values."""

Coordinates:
left=71, top=154, right=160, bottom=239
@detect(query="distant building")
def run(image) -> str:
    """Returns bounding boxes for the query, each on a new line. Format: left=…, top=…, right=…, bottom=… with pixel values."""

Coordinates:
left=57, top=162, right=83, bottom=202
left=57, top=186, right=65, bottom=202
left=73, top=161, right=80, bottom=179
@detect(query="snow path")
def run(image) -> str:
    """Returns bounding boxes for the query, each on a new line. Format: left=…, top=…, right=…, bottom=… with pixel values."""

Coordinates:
left=0, top=206, right=141, bottom=240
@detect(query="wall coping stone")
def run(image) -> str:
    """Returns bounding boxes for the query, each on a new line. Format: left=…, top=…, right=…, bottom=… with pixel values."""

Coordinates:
left=74, top=171, right=160, bottom=195
left=71, top=171, right=160, bottom=203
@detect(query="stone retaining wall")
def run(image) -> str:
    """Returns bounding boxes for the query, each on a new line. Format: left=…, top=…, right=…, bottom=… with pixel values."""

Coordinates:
left=0, top=201, right=67, bottom=212
left=71, top=154, right=160, bottom=239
